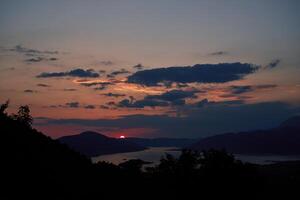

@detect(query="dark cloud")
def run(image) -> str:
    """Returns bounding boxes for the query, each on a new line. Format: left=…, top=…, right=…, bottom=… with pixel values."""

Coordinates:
left=38, top=102, right=300, bottom=138
left=146, top=89, right=199, bottom=102
left=100, top=105, right=110, bottom=109
left=106, top=101, right=117, bottom=106
left=255, top=84, right=277, bottom=89
left=10, top=45, right=59, bottom=55
left=117, top=98, right=169, bottom=108
left=229, top=84, right=277, bottom=95
left=37, top=83, right=51, bottom=87
left=133, top=64, right=144, bottom=70
left=66, top=102, right=79, bottom=108
left=84, top=105, right=95, bottom=109
left=127, top=62, right=259, bottom=86
left=25, top=57, right=44, bottom=62
left=116, top=89, right=200, bottom=108
left=25, top=56, right=58, bottom=63
left=208, top=51, right=228, bottom=56
left=107, top=69, right=130, bottom=78
left=24, top=89, right=38, bottom=93
left=197, top=99, right=245, bottom=107
left=102, top=93, right=126, bottom=98
left=230, top=85, right=253, bottom=94
left=37, top=68, right=99, bottom=78
left=80, top=81, right=111, bottom=87
left=50, top=102, right=97, bottom=109
left=80, top=81, right=113, bottom=91
left=265, top=59, right=281, bottom=69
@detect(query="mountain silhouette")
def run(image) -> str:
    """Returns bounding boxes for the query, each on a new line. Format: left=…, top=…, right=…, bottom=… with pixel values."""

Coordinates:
left=190, top=116, right=300, bottom=155
left=59, top=131, right=146, bottom=156
left=124, top=137, right=198, bottom=147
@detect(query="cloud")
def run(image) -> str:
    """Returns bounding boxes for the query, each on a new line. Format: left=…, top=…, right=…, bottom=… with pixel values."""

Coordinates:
left=100, top=105, right=110, bottom=109
left=25, top=57, right=58, bottom=63
left=50, top=102, right=97, bottom=109
left=265, top=59, right=281, bottom=69
left=229, top=85, right=253, bottom=94
left=117, top=98, right=169, bottom=108
left=63, top=88, right=77, bottom=91
left=10, top=45, right=58, bottom=55
left=229, top=84, right=277, bottom=95
left=79, top=80, right=114, bottom=91
left=98, top=60, right=114, bottom=66
left=102, top=93, right=126, bottom=98
left=84, top=105, right=96, bottom=109
left=107, top=69, right=130, bottom=78
left=37, top=102, right=300, bottom=138
left=24, top=89, right=38, bottom=93
left=146, top=89, right=199, bottom=102
left=116, top=89, right=201, bottom=108
left=25, top=57, right=44, bottom=62
left=37, top=83, right=51, bottom=87
left=196, top=99, right=245, bottom=107
left=37, top=68, right=99, bottom=78
left=133, top=64, right=144, bottom=70
left=127, top=62, right=259, bottom=86
left=66, top=102, right=79, bottom=108
left=208, top=51, right=228, bottom=56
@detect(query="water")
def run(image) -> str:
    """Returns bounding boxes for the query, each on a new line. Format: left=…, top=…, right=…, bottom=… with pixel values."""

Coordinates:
left=92, top=147, right=300, bottom=165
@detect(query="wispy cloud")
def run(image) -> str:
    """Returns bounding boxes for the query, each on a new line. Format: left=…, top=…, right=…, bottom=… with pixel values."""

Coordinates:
left=37, top=68, right=99, bottom=78
left=208, top=51, right=229, bottom=56
left=265, top=59, right=281, bottom=69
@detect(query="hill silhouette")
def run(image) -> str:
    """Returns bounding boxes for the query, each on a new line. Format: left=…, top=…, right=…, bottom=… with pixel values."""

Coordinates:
left=1, top=101, right=300, bottom=199
left=59, top=131, right=146, bottom=156
left=190, top=116, right=300, bottom=154
left=124, top=137, right=198, bottom=147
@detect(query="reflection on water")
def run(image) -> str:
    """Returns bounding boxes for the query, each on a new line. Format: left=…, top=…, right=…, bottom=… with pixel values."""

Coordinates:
left=235, top=154, right=300, bottom=164
left=92, top=147, right=180, bottom=165
left=92, top=147, right=300, bottom=165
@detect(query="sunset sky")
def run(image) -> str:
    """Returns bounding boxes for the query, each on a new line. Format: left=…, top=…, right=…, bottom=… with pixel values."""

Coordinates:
left=1, top=0, right=299, bottom=138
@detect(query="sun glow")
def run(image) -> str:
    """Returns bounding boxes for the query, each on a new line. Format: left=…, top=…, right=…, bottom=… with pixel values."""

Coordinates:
left=119, top=135, right=126, bottom=139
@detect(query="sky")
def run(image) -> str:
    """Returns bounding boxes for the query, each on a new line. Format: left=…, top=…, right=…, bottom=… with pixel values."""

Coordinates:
left=0, top=0, right=299, bottom=138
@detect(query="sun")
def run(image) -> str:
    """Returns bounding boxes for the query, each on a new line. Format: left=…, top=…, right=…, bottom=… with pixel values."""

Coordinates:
left=119, top=135, right=126, bottom=139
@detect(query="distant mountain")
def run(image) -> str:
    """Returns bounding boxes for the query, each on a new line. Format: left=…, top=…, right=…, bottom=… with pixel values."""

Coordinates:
left=125, top=137, right=198, bottom=147
left=190, top=116, right=300, bottom=155
left=59, top=131, right=146, bottom=157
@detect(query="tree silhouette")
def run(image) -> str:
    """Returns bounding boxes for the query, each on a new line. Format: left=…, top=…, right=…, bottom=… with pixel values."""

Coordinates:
left=10, top=105, right=33, bottom=127
left=0, top=100, right=9, bottom=116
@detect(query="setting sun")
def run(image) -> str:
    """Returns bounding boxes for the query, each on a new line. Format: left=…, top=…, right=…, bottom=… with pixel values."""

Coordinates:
left=119, top=135, right=126, bottom=139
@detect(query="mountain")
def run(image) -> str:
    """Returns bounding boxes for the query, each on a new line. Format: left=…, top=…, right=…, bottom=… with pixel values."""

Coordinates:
left=125, top=137, right=198, bottom=147
left=58, top=131, right=146, bottom=157
left=190, top=116, right=300, bottom=155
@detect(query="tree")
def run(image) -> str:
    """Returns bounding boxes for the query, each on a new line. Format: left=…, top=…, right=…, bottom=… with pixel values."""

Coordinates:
left=0, top=100, right=9, bottom=115
left=15, top=105, right=33, bottom=127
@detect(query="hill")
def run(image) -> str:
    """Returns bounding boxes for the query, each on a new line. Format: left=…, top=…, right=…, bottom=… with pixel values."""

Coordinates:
left=124, top=137, right=198, bottom=147
left=190, top=116, right=300, bottom=155
left=59, top=131, right=146, bottom=156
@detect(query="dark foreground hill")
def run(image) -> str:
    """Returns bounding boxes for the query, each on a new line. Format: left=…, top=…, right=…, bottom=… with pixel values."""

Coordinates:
left=59, top=131, right=146, bottom=157
left=190, top=116, right=300, bottom=155
left=1, top=103, right=300, bottom=199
